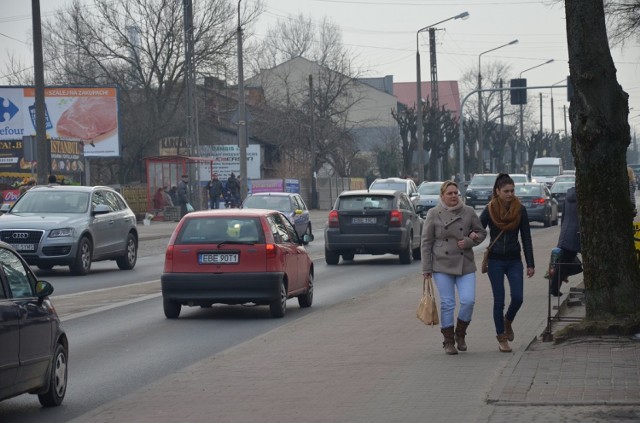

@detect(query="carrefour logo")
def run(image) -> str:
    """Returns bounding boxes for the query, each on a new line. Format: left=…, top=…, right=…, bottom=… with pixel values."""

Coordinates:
left=0, top=97, right=19, bottom=123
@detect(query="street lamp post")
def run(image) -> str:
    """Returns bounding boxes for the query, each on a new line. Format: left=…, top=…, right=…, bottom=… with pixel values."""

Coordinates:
left=477, top=39, right=518, bottom=173
left=550, top=78, right=565, bottom=155
left=518, top=59, right=554, bottom=168
left=416, top=11, right=469, bottom=183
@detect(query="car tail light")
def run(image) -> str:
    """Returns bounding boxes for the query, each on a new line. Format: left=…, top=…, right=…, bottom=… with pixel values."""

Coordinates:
left=328, top=210, right=339, bottom=228
left=532, top=198, right=546, bottom=205
left=164, top=245, right=174, bottom=272
left=389, top=209, right=403, bottom=226
left=266, top=243, right=277, bottom=258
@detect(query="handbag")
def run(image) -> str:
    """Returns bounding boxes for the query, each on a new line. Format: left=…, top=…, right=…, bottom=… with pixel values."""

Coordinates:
left=416, top=276, right=439, bottom=326
left=481, top=230, right=504, bottom=274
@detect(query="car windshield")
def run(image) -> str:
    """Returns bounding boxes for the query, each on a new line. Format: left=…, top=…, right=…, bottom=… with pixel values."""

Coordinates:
left=338, top=195, right=393, bottom=211
left=470, top=175, right=496, bottom=186
left=11, top=191, right=89, bottom=213
left=418, top=184, right=441, bottom=195
left=515, top=185, right=542, bottom=197
left=243, top=195, right=291, bottom=212
left=551, top=182, right=574, bottom=193
left=176, top=217, right=263, bottom=244
left=370, top=181, right=406, bottom=192
left=511, top=175, right=528, bottom=183
left=531, top=165, right=559, bottom=176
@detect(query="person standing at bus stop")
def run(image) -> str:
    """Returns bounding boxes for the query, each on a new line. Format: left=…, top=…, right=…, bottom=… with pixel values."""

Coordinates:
left=178, top=174, right=190, bottom=217
left=207, top=173, right=224, bottom=209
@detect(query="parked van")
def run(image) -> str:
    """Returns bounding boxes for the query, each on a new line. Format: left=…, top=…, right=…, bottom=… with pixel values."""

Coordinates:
left=531, top=157, right=563, bottom=187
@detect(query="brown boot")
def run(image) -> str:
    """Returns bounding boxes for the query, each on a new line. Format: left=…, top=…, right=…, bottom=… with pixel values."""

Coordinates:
left=496, top=334, right=512, bottom=353
left=504, top=316, right=514, bottom=342
left=441, top=327, right=458, bottom=355
left=454, top=319, right=470, bottom=352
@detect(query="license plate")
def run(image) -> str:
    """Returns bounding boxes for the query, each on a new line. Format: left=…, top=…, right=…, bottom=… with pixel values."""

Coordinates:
left=12, top=244, right=34, bottom=252
left=521, top=202, right=531, bottom=207
left=199, top=253, right=238, bottom=264
left=476, top=195, right=488, bottom=200
left=352, top=217, right=376, bottom=224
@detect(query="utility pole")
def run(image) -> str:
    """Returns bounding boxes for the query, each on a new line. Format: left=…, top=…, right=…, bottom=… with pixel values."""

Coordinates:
left=309, top=75, right=318, bottom=209
left=237, top=1, right=248, bottom=199
left=183, top=0, right=201, bottom=207
left=429, top=28, right=440, bottom=181
left=32, top=0, right=48, bottom=183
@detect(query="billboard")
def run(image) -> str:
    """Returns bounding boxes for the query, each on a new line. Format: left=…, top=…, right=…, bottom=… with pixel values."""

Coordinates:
left=196, top=144, right=261, bottom=180
left=0, top=86, right=120, bottom=157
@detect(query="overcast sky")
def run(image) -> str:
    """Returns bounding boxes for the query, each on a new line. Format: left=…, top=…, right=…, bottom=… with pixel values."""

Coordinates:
left=1, top=0, right=639, bottom=135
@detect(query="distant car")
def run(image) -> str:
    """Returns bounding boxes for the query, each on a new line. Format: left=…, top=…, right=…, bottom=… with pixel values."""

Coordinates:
left=561, top=170, right=576, bottom=175
left=0, top=241, right=68, bottom=406
left=0, top=185, right=138, bottom=275
left=415, top=181, right=443, bottom=215
left=161, top=209, right=314, bottom=318
left=464, top=173, right=498, bottom=208
left=324, top=189, right=423, bottom=265
left=550, top=181, right=575, bottom=214
left=369, top=177, right=420, bottom=205
left=629, top=164, right=640, bottom=184
left=511, top=174, right=530, bottom=183
left=554, top=174, right=576, bottom=184
left=242, top=192, right=312, bottom=239
left=515, top=183, right=559, bottom=227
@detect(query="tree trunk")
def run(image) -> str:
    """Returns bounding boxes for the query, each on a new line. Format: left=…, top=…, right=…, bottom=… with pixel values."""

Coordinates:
left=565, top=0, right=640, bottom=318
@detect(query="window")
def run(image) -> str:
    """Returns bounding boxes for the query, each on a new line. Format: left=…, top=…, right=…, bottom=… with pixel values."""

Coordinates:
left=105, top=191, right=124, bottom=211
left=0, top=249, right=34, bottom=299
left=270, top=213, right=296, bottom=243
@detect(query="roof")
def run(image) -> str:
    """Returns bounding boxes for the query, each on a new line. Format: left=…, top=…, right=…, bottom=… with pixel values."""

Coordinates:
left=338, top=189, right=401, bottom=196
left=184, top=209, right=277, bottom=218
left=393, top=81, right=461, bottom=119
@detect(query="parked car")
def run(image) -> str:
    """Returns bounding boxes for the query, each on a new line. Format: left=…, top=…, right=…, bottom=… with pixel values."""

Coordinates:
left=415, top=181, right=443, bottom=215
left=161, top=209, right=314, bottom=318
left=550, top=181, right=575, bottom=214
left=324, top=189, right=423, bottom=265
left=0, top=185, right=138, bottom=275
left=515, top=183, right=559, bottom=227
left=0, top=241, right=68, bottom=406
left=369, top=177, right=420, bottom=205
left=242, top=192, right=312, bottom=239
left=464, top=173, right=498, bottom=208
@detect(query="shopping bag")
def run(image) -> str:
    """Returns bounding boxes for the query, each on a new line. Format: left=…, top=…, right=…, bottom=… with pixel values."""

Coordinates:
left=186, top=203, right=195, bottom=212
left=416, top=277, right=439, bottom=326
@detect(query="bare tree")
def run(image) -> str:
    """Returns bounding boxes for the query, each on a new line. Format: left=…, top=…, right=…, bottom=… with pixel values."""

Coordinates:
left=605, top=0, right=640, bottom=45
left=565, top=0, right=640, bottom=318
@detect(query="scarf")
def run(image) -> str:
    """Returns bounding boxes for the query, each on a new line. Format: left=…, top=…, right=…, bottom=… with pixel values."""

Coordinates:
left=439, top=198, right=464, bottom=212
left=488, top=197, right=522, bottom=231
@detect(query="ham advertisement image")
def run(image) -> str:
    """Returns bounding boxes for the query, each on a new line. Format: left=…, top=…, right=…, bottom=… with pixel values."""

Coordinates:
left=0, top=86, right=120, bottom=157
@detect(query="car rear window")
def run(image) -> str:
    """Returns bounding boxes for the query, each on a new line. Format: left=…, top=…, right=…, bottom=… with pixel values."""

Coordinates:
left=470, top=175, right=497, bottom=185
left=244, top=195, right=291, bottom=212
left=418, top=184, right=440, bottom=195
left=370, top=181, right=406, bottom=192
left=338, top=195, right=394, bottom=211
left=176, top=217, right=263, bottom=244
left=516, top=185, right=542, bottom=196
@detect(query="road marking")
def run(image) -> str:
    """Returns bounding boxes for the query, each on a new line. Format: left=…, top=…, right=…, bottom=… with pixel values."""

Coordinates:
left=61, top=293, right=162, bottom=322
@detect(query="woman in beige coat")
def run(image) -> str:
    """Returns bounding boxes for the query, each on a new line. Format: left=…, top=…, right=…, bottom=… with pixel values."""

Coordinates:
left=421, top=181, right=486, bottom=354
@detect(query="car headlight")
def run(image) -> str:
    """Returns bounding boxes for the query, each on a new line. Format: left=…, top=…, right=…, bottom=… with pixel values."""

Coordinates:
left=49, top=228, right=75, bottom=238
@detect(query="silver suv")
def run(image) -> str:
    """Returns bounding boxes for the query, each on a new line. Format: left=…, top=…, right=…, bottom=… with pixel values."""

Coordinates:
left=0, top=185, right=138, bottom=275
left=368, top=177, right=420, bottom=205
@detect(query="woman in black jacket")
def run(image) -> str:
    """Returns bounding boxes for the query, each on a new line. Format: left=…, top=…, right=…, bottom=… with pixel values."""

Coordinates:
left=480, top=173, right=535, bottom=353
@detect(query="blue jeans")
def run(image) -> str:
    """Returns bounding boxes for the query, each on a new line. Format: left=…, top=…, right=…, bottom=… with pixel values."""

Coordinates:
left=210, top=197, right=220, bottom=209
left=487, top=259, right=524, bottom=335
left=433, top=272, right=476, bottom=329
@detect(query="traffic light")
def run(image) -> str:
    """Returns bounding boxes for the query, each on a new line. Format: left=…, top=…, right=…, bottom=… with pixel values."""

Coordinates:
left=510, top=78, right=527, bottom=105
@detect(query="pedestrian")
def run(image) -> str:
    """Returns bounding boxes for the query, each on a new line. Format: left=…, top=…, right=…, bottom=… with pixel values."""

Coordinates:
left=162, top=186, right=174, bottom=207
left=421, top=180, right=487, bottom=355
left=206, top=173, right=224, bottom=209
left=153, top=187, right=166, bottom=211
left=177, top=174, right=190, bottom=217
left=550, top=186, right=581, bottom=296
left=480, top=173, right=535, bottom=353
left=169, top=186, right=179, bottom=206
left=627, top=166, right=636, bottom=216
left=48, top=174, right=58, bottom=184
left=226, top=172, right=240, bottom=207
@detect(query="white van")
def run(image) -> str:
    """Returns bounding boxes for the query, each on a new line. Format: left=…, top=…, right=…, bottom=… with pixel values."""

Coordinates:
left=531, top=157, right=563, bottom=186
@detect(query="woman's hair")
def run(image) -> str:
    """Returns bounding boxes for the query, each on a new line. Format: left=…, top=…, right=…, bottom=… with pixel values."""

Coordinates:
left=627, top=166, right=635, bottom=182
left=492, top=173, right=514, bottom=198
left=440, top=180, right=458, bottom=195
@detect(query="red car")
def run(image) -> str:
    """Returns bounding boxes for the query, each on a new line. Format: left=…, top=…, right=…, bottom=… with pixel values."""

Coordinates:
left=161, top=209, right=314, bottom=318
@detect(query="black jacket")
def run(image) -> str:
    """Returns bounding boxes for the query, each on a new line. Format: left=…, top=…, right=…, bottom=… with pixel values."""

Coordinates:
left=480, top=204, right=535, bottom=268
left=557, top=187, right=580, bottom=253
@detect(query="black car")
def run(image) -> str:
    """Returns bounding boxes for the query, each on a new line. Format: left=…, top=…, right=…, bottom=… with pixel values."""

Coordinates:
left=324, top=189, right=423, bottom=265
left=0, top=241, right=68, bottom=406
left=464, top=173, right=498, bottom=208
left=515, top=183, right=559, bottom=227
left=550, top=181, right=575, bottom=214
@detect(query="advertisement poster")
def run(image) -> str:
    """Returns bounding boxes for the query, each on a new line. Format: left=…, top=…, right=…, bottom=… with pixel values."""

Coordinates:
left=198, top=144, right=260, bottom=180
left=0, top=139, right=83, bottom=177
left=0, top=86, right=120, bottom=157
left=250, top=179, right=284, bottom=194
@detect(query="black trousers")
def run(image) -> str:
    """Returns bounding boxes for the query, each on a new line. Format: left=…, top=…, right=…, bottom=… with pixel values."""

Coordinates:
left=550, top=248, right=582, bottom=295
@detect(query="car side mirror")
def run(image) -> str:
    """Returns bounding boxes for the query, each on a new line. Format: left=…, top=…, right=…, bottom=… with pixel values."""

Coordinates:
left=301, top=233, right=314, bottom=245
left=35, top=280, right=54, bottom=305
left=92, top=204, right=111, bottom=215
left=0, top=203, right=10, bottom=214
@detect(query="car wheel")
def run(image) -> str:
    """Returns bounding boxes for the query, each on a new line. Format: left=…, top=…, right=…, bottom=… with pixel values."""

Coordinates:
left=325, top=248, right=340, bottom=265
left=298, top=271, right=313, bottom=308
left=342, top=252, right=354, bottom=261
left=399, top=236, right=413, bottom=264
left=269, top=279, right=287, bottom=318
left=116, top=233, right=138, bottom=270
left=69, top=237, right=92, bottom=276
left=37, top=264, right=54, bottom=270
left=38, top=343, right=68, bottom=407
left=543, top=212, right=551, bottom=227
left=163, top=297, right=181, bottom=319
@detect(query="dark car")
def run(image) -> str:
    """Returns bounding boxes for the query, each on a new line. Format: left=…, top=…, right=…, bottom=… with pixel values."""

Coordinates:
left=324, top=189, right=423, bottom=265
left=550, top=181, right=575, bottom=214
left=0, top=241, right=68, bottom=406
left=242, top=192, right=312, bottom=239
left=0, top=185, right=138, bottom=275
left=161, top=209, right=314, bottom=318
left=515, top=183, right=559, bottom=227
left=464, top=173, right=498, bottom=208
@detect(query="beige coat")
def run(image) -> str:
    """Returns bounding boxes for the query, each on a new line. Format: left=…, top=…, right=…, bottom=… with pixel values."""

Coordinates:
left=421, top=203, right=487, bottom=276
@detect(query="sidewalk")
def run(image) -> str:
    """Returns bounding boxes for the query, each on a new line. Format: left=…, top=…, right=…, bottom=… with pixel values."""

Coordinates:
left=72, top=216, right=640, bottom=423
